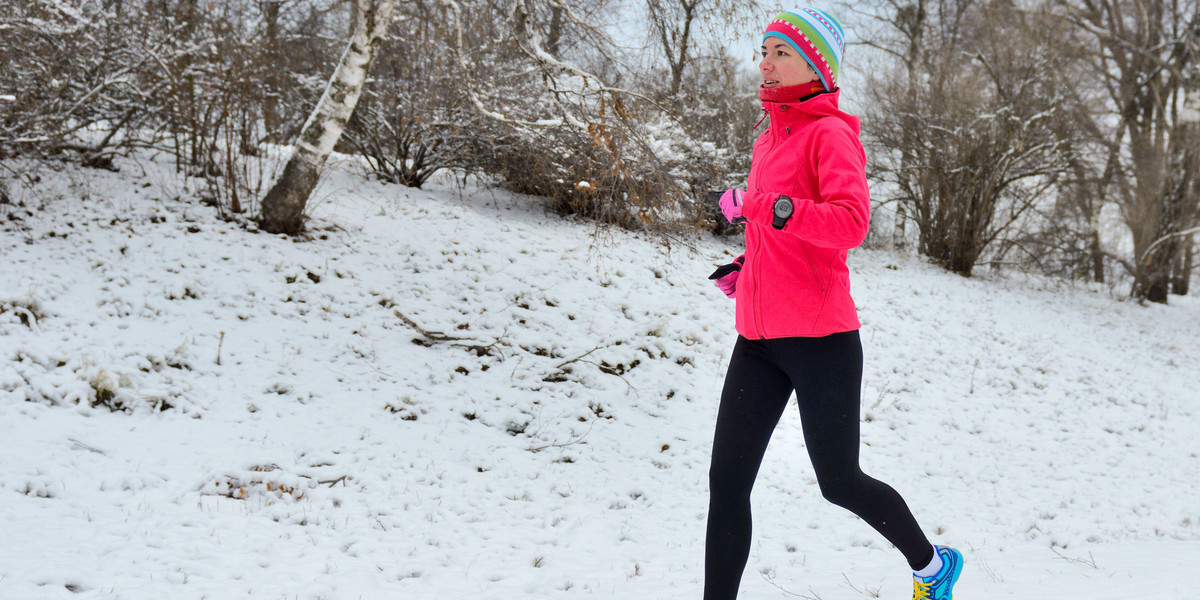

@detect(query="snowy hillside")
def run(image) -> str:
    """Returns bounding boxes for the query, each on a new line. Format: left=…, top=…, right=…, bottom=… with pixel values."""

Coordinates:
left=2, top=155, right=1199, bottom=599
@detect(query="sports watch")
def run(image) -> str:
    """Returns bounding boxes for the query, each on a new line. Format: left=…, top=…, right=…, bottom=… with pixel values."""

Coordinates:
left=771, top=195, right=794, bottom=230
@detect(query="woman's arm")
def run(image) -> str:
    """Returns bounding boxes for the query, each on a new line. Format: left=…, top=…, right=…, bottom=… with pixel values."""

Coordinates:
left=740, top=122, right=870, bottom=249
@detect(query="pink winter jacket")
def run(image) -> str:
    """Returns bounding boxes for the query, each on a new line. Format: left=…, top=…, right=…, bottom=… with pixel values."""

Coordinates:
left=734, top=89, right=870, bottom=339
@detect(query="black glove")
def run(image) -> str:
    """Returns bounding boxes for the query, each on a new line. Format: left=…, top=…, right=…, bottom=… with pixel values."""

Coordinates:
left=708, top=257, right=745, bottom=280
left=708, top=256, right=745, bottom=299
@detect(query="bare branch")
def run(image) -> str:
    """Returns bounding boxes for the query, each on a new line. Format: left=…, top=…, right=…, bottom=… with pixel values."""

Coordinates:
left=1140, top=226, right=1200, bottom=265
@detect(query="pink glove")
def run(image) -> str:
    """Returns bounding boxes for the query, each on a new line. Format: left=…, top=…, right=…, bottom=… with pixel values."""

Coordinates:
left=718, top=189, right=747, bottom=224
left=708, top=257, right=745, bottom=299
left=714, top=269, right=739, bottom=298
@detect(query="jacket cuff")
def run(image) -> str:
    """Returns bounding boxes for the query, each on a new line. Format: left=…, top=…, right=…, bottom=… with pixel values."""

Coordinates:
left=742, top=191, right=777, bottom=226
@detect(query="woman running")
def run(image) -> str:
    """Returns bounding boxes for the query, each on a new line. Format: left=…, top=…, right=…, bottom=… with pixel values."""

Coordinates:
left=705, top=7, right=964, bottom=600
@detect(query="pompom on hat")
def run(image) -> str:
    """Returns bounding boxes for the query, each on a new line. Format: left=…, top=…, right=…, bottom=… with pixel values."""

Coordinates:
left=762, top=7, right=845, bottom=91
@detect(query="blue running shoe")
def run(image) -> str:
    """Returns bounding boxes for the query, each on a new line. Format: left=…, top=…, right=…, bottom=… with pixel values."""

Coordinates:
left=912, top=546, right=963, bottom=600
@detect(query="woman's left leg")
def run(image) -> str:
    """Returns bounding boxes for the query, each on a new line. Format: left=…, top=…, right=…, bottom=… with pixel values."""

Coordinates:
left=771, top=331, right=935, bottom=570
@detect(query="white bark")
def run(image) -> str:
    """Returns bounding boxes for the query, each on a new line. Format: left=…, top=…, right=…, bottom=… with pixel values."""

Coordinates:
left=293, top=0, right=396, bottom=167
left=260, top=0, right=397, bottom=234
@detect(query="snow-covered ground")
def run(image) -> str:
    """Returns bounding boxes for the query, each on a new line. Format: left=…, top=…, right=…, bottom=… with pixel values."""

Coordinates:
left=2, top=156, right=1199, bottom=599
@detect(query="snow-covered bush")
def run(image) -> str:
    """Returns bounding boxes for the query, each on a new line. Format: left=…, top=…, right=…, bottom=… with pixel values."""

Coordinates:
left=0, top=1, right=340, bottom=212
left=2, top=348, right=194, bottom=414
left=0, top=296, right=46, bottom=329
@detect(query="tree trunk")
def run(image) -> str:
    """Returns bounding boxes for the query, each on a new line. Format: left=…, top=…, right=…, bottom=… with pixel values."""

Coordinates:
left=176, top=0, right=200, bottom=172
left=1171, top=39, right=1200, bottom=295
left=1132, top=195, right=1174, bottom=303
left=261, top=0, right=283, bottom=137
left=259, top=0, right=397, bottom=235
left=545, top=6, right=563, bottom=58
left=1172, top=237, right=1194, bottom=295
left=893, top=203, right=908, bottom=250
left=1089, top=228, right=1105, bottom=283
left=669, top=1, right=697, bottom=97
left=1152, top=80, right=1200, bottom=298
left=1077, top=158, right=1105, bottom=283
left=894, top=0, right=925, bottom=253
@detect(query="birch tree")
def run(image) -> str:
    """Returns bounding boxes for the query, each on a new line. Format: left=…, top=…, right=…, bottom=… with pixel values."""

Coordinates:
left=259, top=0, right=397, bottom=235
left=342, top=5, right=481, bottom=189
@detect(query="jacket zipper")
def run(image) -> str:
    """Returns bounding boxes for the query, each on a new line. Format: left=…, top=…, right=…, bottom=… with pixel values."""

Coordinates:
left=751, top=104, right=784, bottom=340
left=753, top=228, right=765, bottom=339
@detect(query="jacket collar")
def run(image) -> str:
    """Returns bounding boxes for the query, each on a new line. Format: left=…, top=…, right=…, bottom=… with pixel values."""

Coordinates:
left=757, top=87, right=858, bottom=135
left=758, top=82, right=827, bottom=104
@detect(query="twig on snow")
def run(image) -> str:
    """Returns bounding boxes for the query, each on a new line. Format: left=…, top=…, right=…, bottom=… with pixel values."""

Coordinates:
left=761, top=570, right=824, bottom=599
left=526, top=419, right=596, bottom=453
left=554, top=346, right=602, bottom=369
left=1050, top=547, right=1098, bottom=568
left=393, top=310, right=504, bottom=358
left=841, top=573, right=881, bottom=598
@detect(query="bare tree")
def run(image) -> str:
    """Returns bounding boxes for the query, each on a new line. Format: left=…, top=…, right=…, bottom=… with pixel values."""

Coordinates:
left=864, top=0, right=1076, bottom=277
left=645, top=0, right=702, bottom=98
left=1056, top=0, right=1200, bottom=302
left=259, top=0, right=397, bottom=235
left=849, top=0, right=937, bottom=250
left=1164, top=27, right=1200, bottom=294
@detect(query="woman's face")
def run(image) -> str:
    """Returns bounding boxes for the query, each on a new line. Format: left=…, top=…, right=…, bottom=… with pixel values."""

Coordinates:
left=759, top=40, right=819, bottom=88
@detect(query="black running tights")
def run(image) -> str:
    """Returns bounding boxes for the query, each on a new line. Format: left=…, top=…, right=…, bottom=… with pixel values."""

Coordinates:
left=704, top=332, right=933, bottom=600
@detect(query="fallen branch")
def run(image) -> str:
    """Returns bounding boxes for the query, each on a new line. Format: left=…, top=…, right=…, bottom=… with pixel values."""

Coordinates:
left=394, top=310, right=458, bottom=341
left=393, top=310, right=505, bottom=358
left=542, top=344, right=638, bottom=393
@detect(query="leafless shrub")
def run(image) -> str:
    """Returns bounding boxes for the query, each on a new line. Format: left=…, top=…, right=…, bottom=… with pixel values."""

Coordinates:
left=341, top=15, right=478, bottom=188
left=0, top=1, right=156, bottom=166
left=864, top=2, right=1075, bottom=277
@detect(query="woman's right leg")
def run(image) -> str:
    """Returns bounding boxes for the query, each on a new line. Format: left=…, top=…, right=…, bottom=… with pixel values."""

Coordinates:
left=704, top=337, right=795, bottom=600
left=778, top=331, right=935, bottom=570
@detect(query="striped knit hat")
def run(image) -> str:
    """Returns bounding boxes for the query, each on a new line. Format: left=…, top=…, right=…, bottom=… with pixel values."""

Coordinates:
left=762, top=8, right=845, bottom=91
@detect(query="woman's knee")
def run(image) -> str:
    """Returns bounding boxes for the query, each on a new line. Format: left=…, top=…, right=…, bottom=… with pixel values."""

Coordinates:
left=708, top=465, right=755, bottom=504
left=815, top=472, right=863, bottom=510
